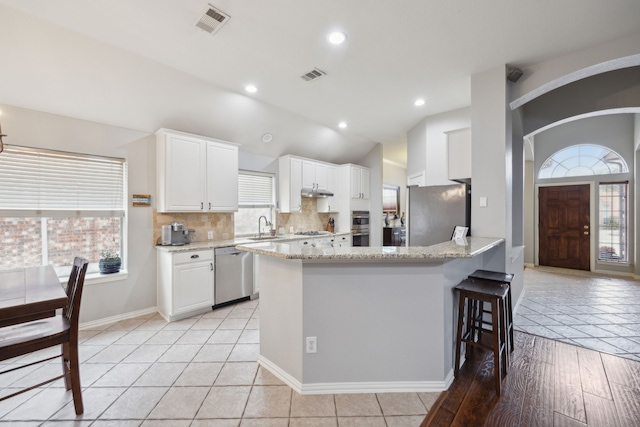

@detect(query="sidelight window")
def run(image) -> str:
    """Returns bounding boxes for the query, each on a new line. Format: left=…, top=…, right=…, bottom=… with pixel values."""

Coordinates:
left=598, top=182, right=628, bottom=263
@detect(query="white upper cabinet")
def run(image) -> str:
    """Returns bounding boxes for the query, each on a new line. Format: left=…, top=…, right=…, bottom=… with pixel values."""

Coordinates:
left=206, top=141, right=238, bottom=212
left=156, top=128, right=239, bottom=213
left=350, top=165, right=370, bottom=199
left=302, top=160, right=328, bottom=191
left=278, top=156, right=302, bottom=213
left=317, top=165, right=339, bottom=213
left=280, top=156, right=338, bottom=213
left=447, top=127, right=471, bottom=181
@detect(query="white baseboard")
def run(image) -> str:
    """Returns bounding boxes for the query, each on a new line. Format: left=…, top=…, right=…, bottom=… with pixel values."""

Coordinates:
left=513, top=288, right=525, bottom=315
left=80, top=306, right=158, bottom=330
left=258, top=355, right=450, bottom=395
left=258, top=356, right=303, bottom=393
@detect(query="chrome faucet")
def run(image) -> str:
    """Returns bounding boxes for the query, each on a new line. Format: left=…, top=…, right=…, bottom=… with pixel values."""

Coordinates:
left=258, top=215, right=268, bottom=239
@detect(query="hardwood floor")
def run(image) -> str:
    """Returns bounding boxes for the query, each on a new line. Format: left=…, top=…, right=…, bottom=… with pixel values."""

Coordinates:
left=421, top=331, right=640, bottom=426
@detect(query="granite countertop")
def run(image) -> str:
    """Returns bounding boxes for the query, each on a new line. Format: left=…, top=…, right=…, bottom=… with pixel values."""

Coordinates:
left=155, top=231, right=351, bottom=253
left=235, top=236, right=504, bottom=261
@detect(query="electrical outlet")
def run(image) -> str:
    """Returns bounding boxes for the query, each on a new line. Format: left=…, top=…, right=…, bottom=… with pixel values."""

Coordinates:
left=306, top=336, right=317, bottom=353
left=289, top=226, right=294, bottom=234
left=207, top=231, right=213, bottom=239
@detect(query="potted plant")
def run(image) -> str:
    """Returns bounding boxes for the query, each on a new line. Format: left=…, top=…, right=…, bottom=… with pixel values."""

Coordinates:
left=99, top=251, right=121, bottom=274
left=267, top=221, right=276, bottom=236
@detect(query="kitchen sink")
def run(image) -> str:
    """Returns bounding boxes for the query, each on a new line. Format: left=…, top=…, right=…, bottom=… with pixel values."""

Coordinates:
left=247, top=236, right=284, bottom=241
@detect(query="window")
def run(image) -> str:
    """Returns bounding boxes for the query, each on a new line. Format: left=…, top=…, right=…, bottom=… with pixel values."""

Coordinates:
left=234, top=171, right=275, bottom=236
left=0, top=145, right=126, bottom=277
left=538, top=144, right=628, bottom=179
left=598, top=182, right=628, bottom=263
left=383, top=184, right=400, bottom=215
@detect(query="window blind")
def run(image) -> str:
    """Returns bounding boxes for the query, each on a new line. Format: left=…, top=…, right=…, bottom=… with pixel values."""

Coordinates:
left=238, top=172, right=274, bottom=207
left=0, top=145, right=126, bottom=217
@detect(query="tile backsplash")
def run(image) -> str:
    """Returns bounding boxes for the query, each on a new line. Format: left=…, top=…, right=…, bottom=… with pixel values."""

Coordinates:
left=152, top=210, right=234, bottom=244
left=152, top=198, right=336, bottom=245
left=276, top=198, right=332, bottom=233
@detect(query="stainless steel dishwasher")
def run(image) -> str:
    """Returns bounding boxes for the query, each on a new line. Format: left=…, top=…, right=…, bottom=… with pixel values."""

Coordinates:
left=214, top=247, right=253, bottom=308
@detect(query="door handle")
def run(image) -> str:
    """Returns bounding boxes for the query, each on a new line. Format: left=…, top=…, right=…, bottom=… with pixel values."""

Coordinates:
left=209, top=202, right=212, bottom=210
left=210, top=262, right=213, bottom=270
left=201, top=202, right=204, bottom=210
left=191, top=254, right=200, bottom=259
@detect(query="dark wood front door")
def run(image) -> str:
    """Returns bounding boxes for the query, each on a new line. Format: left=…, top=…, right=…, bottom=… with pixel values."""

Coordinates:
left=539, top=185, right=590, bottom=270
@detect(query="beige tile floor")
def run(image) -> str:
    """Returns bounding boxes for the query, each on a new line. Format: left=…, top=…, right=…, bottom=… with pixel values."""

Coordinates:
left=0, top=298, right=440, bottom=426
left=514, top=266, right=640, bottom=361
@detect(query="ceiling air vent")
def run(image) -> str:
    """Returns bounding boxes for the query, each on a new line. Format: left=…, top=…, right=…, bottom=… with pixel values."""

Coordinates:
left=196, top=4, right=230, bottom=35
left=301, top=68, right=327, bottom=82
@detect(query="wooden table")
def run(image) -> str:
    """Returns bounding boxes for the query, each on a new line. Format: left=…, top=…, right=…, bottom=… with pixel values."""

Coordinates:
left=0, top=265, right=67, bottom=328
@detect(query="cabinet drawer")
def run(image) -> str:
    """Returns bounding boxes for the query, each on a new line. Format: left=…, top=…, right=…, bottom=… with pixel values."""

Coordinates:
left=173, top=250, right=214, bottom=264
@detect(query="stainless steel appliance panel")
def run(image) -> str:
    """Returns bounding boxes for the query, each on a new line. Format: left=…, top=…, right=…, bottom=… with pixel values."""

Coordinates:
left=351, top=210, right=370, bottom=247
left=214, top=247, right=253, bottom=306
left=352, top=233, right=369, bottom=247
left=406, top=184, right=470, bottom=247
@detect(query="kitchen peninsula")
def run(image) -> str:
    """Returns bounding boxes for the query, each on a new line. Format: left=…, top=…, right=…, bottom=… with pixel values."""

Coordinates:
left=236, top=237, right=504, bottom=394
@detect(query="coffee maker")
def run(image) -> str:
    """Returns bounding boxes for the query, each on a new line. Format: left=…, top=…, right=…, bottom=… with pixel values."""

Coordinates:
left=161, top=222, right=194, bottom=246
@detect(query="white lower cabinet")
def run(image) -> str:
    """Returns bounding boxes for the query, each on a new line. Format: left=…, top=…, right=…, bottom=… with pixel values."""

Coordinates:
left=157, top=249, right=214, bottom=322
left=333, top=234, right=351, bottom=247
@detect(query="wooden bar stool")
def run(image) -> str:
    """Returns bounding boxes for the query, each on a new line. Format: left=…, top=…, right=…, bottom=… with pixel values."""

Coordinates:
left=454, top=278, right=509, bottom=396
left=468, top=270, right=514, bottom=354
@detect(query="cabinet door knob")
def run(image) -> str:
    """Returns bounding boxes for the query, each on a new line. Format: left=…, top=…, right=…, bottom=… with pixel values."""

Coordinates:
left=583, top=231, right=589, bottom=235
left=191, top=254, right=200, bottom=259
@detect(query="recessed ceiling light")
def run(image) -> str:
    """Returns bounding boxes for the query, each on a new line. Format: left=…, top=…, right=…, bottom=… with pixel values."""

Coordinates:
left=262, top=133, right=273, bottom=143
left=414, top=99, right=425, bottom=106
left=328, top=31, right=347, bottom=45
left=245, top=85, right=257, bottom=93
left=338, top=121, right=348, bottom=129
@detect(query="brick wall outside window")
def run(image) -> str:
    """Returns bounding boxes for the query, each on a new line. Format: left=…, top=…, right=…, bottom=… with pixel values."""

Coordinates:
left=0, top=217, right=121, bottom=271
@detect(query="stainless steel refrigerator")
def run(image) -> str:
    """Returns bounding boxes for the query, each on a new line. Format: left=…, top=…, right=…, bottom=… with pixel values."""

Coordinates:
left=406, top=183, right=471, bottom=246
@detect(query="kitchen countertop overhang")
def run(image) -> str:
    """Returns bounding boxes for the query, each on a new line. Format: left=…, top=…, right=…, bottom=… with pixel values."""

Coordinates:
left=236, top=236, right=504, bottom=261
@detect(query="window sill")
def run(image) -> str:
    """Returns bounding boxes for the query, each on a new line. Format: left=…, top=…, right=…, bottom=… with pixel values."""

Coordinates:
left=596, top=260, right=630, bottom=266
left=58, top=270, right=129, bottom=286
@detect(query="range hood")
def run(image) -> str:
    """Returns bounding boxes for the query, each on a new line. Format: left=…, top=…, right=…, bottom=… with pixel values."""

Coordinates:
left=301, top=187, right=334, bottom=198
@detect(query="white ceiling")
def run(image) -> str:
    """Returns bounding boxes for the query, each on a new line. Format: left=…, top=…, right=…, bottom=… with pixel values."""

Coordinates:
left=1, top=0, right=640, bottom=166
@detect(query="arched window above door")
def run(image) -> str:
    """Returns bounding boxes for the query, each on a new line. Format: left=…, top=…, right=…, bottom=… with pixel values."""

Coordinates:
left=538, top=144, right=628, bottom=179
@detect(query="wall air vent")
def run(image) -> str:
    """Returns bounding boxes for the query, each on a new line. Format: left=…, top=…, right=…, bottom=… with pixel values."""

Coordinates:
left=196, top=4, right=230, bottom=35
left=301, top=68, right=327, bottom=82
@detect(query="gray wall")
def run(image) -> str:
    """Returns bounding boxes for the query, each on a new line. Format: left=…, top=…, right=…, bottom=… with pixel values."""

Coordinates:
left=533, top=114, right=635, bottom=180
left=521, top=67, right=640, bottom=136
left=1, top=104, right=157, bottom=324
left=524, top=161, right=535, bottom=265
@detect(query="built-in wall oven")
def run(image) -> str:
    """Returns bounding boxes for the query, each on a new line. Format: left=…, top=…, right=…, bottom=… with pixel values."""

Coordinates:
left=351, top=210, right=370, bottom=247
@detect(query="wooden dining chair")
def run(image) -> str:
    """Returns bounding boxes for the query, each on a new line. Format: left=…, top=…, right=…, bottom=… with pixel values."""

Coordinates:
left=0, top=257, right=89, bottom=415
